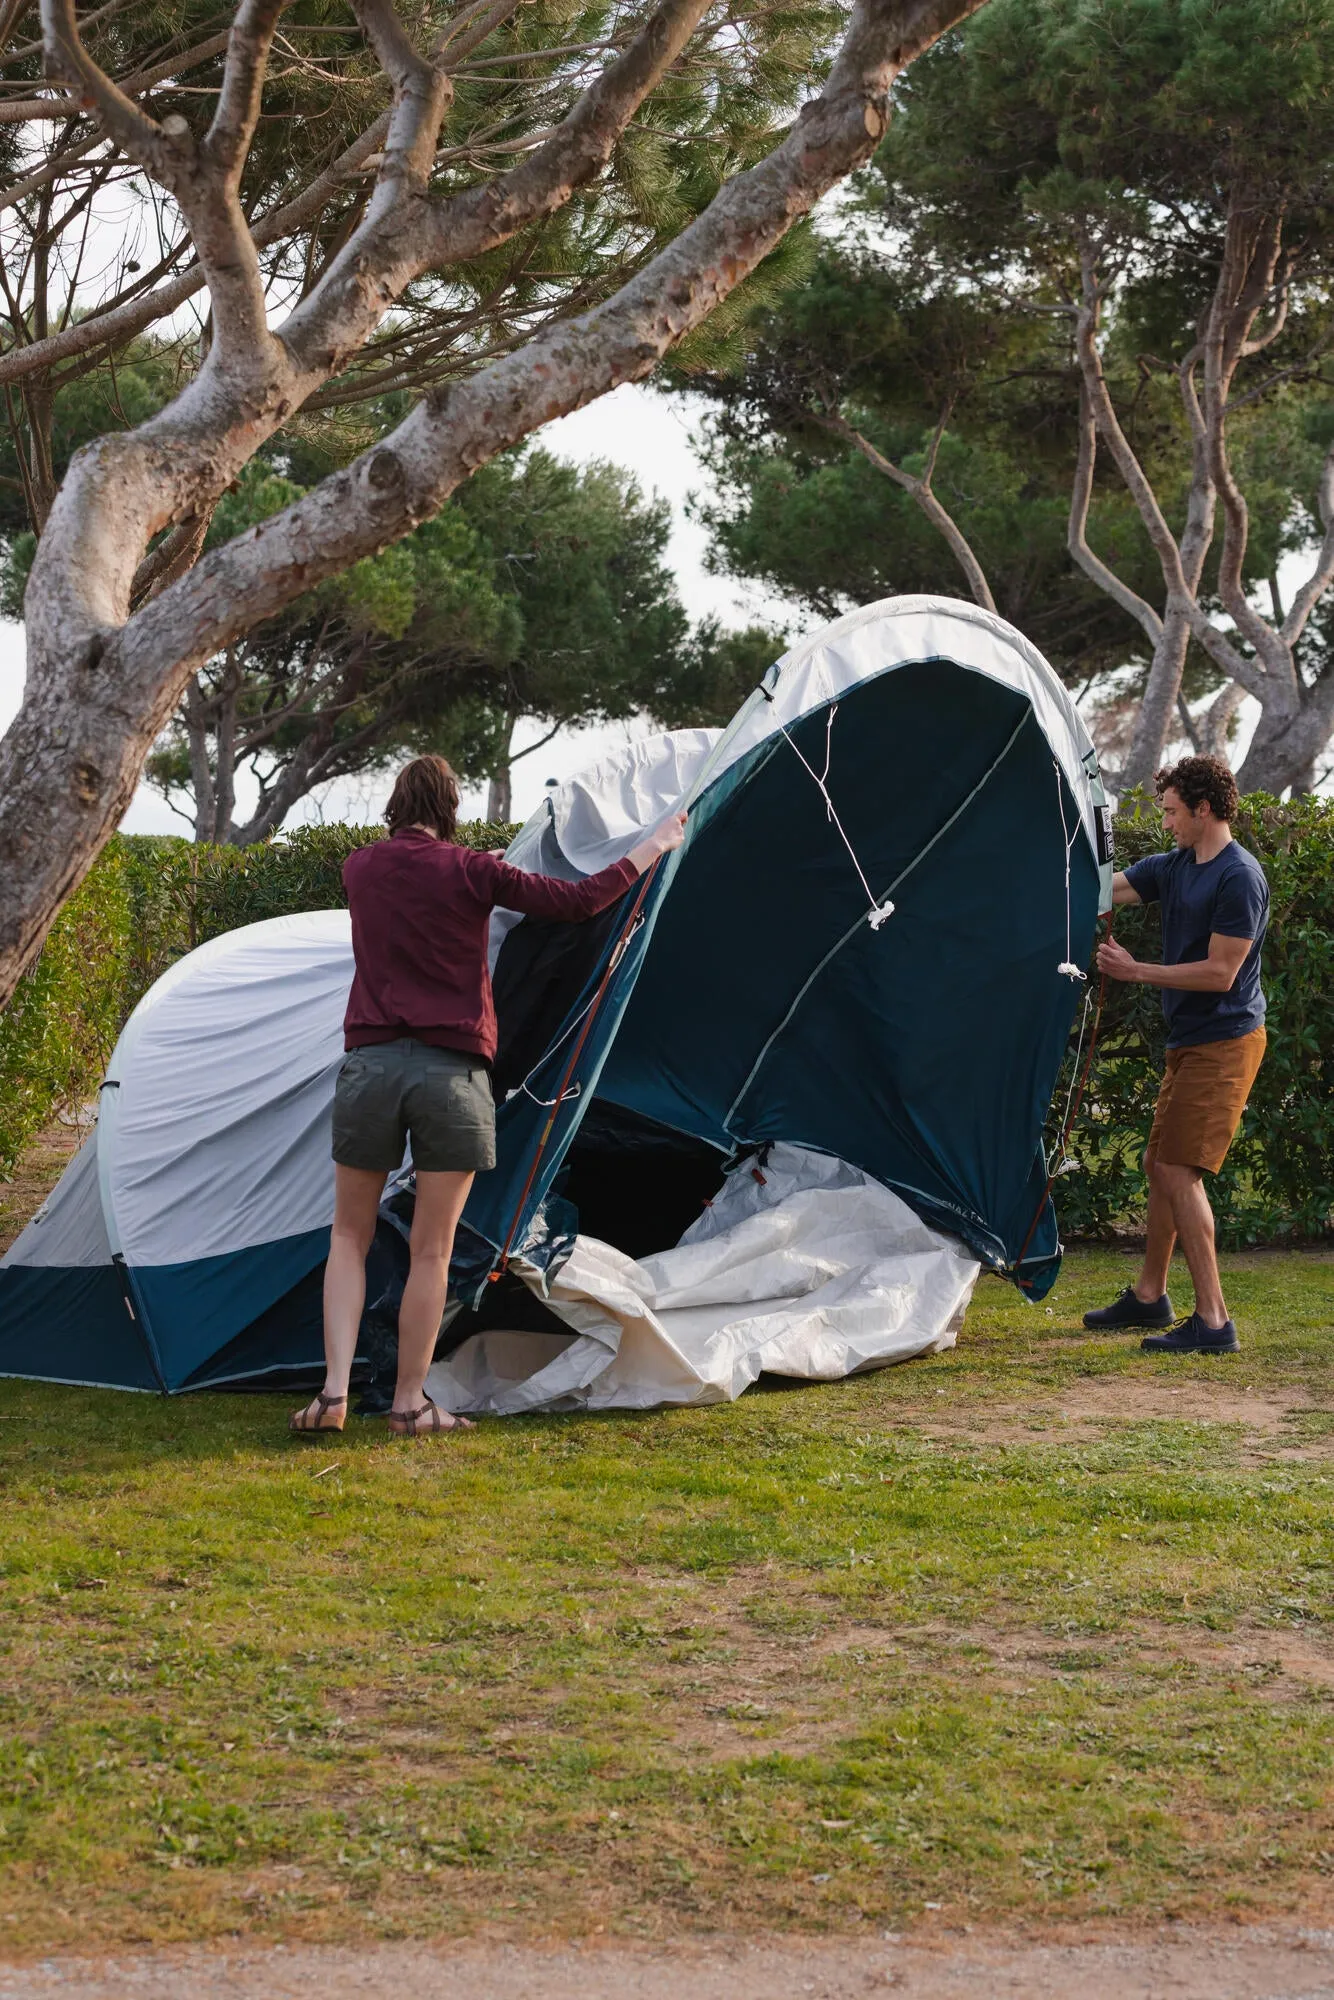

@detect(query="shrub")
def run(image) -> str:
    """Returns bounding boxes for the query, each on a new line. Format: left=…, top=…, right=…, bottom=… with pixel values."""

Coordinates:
left=0, top=847, right=132, bottom=1173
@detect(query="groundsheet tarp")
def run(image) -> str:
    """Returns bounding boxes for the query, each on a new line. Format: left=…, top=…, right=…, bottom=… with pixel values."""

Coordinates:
left=427, top=1144, right=980, bottom=1414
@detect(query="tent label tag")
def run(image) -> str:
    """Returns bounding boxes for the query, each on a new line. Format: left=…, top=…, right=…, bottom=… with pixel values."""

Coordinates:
left=1096, top=803, right=1115, bottom=865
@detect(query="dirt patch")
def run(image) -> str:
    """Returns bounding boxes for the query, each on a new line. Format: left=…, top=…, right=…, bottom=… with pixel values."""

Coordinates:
left=908, top=1378, right=1334, bottom=1461
left=6, top=1925, right=1334, bottom=1998
left=645, top=1586, right=1334, bottom=1755
left=1129, top=1618, right=1334, bottom=1692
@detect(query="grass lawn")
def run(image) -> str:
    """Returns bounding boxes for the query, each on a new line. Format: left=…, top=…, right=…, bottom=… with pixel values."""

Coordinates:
left=0, top=1241, right=1331, bottom=1953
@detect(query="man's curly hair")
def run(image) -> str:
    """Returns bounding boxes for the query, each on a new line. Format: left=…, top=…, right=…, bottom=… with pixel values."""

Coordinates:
left=1154, top=755, right=1239, bottom=823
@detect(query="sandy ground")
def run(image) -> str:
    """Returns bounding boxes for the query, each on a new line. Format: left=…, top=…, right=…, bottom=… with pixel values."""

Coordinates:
left=4, top=1929, right=1334, bottom=1999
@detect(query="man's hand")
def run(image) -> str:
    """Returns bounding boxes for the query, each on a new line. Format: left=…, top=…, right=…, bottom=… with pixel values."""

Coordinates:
left=1097, top=936, right=1142, bottom=982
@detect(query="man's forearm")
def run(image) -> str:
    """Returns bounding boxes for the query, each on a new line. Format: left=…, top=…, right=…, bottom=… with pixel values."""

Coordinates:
left=1121, top=958, right=1237, bottom=993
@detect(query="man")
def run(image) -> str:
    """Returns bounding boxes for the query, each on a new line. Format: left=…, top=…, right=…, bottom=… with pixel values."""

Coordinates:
left=1083, top=756, right=1268, bottom=1355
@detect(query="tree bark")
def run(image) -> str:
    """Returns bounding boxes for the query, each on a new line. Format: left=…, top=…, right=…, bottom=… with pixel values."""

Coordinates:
left=0, top=0, right=987, bottom=1010
left=1236, top=679, right=1334, bottom=794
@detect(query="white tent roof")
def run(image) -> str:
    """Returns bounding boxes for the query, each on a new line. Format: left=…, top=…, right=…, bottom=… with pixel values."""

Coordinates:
left=103, top=911, right=349, bottom=1266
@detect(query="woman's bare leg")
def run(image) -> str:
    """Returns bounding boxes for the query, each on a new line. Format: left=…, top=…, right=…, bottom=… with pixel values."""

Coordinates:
left=292, top=1164, right=386, bottom=1429
left=394, top=1168, right=474, bottom=1419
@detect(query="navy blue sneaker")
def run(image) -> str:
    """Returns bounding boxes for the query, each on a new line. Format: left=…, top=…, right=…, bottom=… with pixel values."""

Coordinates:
left=1083, top=1286, right=1174, bottom=1330
left=1141, top=1313, right=1239, bottom=1354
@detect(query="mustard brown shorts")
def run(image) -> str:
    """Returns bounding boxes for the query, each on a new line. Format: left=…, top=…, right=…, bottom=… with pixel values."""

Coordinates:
left=1144, top=1025, right=1266, bottom=1175
left=332, top=1038, right=496, bottom=1175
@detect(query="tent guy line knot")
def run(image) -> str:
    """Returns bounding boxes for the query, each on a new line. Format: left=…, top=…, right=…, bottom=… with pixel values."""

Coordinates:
left=776, top=704, right=896, bottom=930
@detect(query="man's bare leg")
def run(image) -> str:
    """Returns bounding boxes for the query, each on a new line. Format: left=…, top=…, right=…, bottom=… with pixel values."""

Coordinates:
left=1135, top=1153, right=1177, bottom=1301
left=1155, top=1160, right=1228, bottom=1328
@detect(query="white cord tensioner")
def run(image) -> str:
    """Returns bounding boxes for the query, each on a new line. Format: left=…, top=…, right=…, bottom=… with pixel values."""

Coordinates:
left=778, top=705, right=897, bottom=933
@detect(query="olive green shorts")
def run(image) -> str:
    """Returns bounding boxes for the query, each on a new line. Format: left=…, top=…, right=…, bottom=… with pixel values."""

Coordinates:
left=332, top=1039, right=496, bottom=1175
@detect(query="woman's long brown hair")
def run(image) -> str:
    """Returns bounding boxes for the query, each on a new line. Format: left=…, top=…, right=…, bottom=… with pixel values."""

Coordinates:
left=383, top=755, right=460, bottom=840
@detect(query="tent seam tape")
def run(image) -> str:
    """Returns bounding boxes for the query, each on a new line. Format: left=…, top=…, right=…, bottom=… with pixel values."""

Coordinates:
left=0, top=1371, right=157, bottom=1393
left=722, top=706, right=1035, bottom=1128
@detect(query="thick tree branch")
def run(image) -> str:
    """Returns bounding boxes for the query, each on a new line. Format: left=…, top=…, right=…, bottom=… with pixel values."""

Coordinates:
left=1074, top=242, right=1190, bottom=602
left=205, top=0, right=290, bottom=180
left=39, top=0, right=276, bottom=363
left=40, top=0, right=171, bottom=164
left=354, top=0, right=452, bottom=191
left=419, top=0, right=716, bottom=269
left=129, top=507, right=214, bottom=610
left=1195, top=678, right=1247, bottom=759
left=1202, top=200, right=1290, bottom=674
left=815, top=406, right=996, bottom=613
left=1280, top=438, right=1334, bottom=648
left=1065, top=380, right=1162, bottom=650
left=0, top=111, right=393, bottom=387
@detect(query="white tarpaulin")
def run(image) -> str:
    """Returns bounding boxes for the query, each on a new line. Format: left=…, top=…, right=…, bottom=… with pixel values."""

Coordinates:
left=427, top=1143, right=980, bottom=1414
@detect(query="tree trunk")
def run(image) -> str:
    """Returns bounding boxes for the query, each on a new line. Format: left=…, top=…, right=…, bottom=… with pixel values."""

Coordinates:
left=486, top=711, right=517, bottom=823
left=485, top=768, right=512, bottom=824
left=1236, top=684, right=1334, bottom=795
left=183, top=676, right=217, bottom=842
left=211, top=649, right=242, bottom=842
left=1119, top=610, right=1193, bottom=793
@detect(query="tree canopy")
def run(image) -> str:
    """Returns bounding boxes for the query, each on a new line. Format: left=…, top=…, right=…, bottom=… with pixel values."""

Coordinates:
left=690, top=0, right=1334, bottom=791
left=0, top=0, right=834, bottom=536
left=142, top=445, right=705, bottom=836
left=688, top=247, right=1167, bottom=690
left=0, top=0, right=981, bottom=1006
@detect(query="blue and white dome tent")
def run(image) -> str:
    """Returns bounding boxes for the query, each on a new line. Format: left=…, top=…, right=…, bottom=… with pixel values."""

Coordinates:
left=0, top=597, right=1112, bottom=1406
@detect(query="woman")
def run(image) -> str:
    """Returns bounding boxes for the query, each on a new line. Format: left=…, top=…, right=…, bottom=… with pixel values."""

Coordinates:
left=290, top=753, right=686, bottom=1439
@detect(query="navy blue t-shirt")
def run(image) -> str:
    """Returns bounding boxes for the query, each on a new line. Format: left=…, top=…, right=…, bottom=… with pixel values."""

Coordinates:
left=1123, top=841, right=1268, bottom=1049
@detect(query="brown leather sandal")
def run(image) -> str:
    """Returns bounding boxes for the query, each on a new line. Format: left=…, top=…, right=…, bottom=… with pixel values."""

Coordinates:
left=386, top=1393, right=474, bottom=1438
left=289, top=1391, right=347, bottom=1436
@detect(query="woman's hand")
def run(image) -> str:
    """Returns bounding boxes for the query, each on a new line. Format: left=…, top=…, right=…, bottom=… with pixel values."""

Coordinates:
left=628, top=812, right=687, bottom=874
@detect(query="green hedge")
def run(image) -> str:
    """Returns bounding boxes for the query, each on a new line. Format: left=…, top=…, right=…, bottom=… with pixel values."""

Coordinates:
left=0, top=846, right=132, bottom=1174
left=1050, top=794, right=1334, bottom=1247
left=0, top=822, right=516, bottom=1174
left=2, top=803, right=1331, bottom=1247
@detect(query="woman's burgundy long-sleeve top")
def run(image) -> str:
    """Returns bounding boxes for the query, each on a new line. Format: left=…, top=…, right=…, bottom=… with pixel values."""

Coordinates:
left=342, top=825, right=638, bottom=1060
